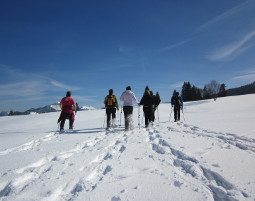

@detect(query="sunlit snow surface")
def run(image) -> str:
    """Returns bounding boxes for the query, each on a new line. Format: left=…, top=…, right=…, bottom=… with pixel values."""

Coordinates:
left=0, top=94, right=255, bottom=201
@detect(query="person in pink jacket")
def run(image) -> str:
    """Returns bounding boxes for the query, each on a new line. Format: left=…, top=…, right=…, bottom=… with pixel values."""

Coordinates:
left=120, top=86, right=139, bottom=131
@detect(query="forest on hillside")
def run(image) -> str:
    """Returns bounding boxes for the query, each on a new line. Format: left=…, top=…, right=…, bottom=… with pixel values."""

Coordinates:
left=179, top=80, right=255, bottom=102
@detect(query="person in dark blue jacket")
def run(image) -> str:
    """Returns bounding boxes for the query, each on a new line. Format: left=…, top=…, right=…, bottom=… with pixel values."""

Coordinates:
left=171, top=91, right=183, bottom=122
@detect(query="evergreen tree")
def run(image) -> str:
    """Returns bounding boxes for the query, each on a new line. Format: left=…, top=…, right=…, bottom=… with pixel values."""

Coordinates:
left=180, top=80, right=225, bottom=101
left=181, top=82, right=192, bottom=102
left=181, top=82, right=203, bottom=101
left=172, top=89, right=177, bottom=96
left=191, top=86, right=202, bottom=101
left=9, top=110, right=14, bottom=116
left=190, top=86, right=196, bottom=101
left=218, top=83, right=227, bottom=97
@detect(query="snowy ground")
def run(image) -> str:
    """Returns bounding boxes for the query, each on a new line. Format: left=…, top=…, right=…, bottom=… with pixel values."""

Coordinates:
left=0, top=94, right=255, bottom=201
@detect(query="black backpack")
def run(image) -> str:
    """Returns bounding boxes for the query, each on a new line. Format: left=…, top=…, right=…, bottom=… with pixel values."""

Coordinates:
left=172, top=96, right=181, bottom=107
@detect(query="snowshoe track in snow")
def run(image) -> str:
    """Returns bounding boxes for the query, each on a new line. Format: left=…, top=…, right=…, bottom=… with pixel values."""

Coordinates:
left=0, top=131, right=113, bottom=200
left=0, top=133, right=57, bottom=156
left=175, top=122, right=255, bottom=154
left=0, top=128, right=130, bottom=201
left=145, top=122, right=249, bottom=201
left=0, top=119, right=254, bottom=200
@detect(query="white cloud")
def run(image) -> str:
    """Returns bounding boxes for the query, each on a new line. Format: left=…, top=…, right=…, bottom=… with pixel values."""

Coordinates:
left=226, top=71, right=255, bottom=88
left=170, top=82, right=183, bottom=89
left=50, top=80, right=81, bottom=90
left=73, top=95, right=96, bottom=102
left=0, top=66, right=81, bottom=101
left=207, top=29, right=255, bottom=61
left=0, top=81, right=46, bottom=98
left=157, top=38, right=194, bottom=52
left=239, top=68, right=255, bottom=74
left=231, top=73, right=255, bottom=81
left=227, top=68, right=255, bottom=88
left=196, top=0, right=255, bottom=32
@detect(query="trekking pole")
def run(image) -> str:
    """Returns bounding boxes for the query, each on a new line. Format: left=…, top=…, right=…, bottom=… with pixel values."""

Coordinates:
left=72, top=111, right=76, bottom=130
left=57, top=112, right=62, bottom=132
left=142, top=111, right=144, bottom=125
left=57, top=122, right=60, bottom=131
left=117, top=108, right=120, bottom=126
left=157, top=107, right=160, bottom=123
left=119, top=106, right=122, bottom=127
left=102, top=112, right=107, bottom=128
left=169, top=106, right=173, bottom=122
left=182, top=107, right=186, bottom=122
left=138, top=106, right=141, bottom=129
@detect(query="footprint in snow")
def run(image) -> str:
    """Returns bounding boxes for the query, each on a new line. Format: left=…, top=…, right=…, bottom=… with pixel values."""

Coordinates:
left=111, top=196, right=121, bottom=201
left=174, top=180, right=183, bottom=188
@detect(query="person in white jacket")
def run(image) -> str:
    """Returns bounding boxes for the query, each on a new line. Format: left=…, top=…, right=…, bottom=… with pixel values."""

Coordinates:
left=120, top=86, right=139, bottom=131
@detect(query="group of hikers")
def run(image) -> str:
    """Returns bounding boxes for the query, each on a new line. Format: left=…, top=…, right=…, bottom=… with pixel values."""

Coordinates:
left=58, top=86, right=183, bottom=131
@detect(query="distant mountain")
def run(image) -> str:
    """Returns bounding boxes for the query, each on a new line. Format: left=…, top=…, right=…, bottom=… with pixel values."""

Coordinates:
left=50, top=102, right=62, bottom=111
left=0, top=103, right=96, bottom=116
left=227, top=81, right=255, bottom=96
left=80, top=106, right=96, bottom=110
left=0, top=111, right=8, bottom=116
left=13, top=102, right=61, bottom=115
left=23, top=104, right=60, bottom=115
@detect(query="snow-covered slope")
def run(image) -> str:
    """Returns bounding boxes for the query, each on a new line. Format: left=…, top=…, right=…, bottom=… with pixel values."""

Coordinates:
left=0, top=94, right=255, bottom=201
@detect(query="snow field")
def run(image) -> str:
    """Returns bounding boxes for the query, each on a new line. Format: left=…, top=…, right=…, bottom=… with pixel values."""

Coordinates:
left=0, top=94, right=255, bottom=201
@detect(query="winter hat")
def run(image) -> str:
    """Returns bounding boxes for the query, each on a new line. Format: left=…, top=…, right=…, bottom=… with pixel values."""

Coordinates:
left=126, top=86, right=131, bottom=90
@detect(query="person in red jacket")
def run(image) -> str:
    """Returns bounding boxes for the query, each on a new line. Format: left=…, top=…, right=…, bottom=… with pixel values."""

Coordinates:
left=58, top=91, right=76, bottom=131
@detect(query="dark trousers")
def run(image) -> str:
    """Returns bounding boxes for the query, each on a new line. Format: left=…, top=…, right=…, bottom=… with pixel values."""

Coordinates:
left=106, top=107, right=116, bottom=128
left=174, top=107, right=181, bottom=121
left=60, top=113, right=74, bottom=130
left=143, top=107, right=154, bottom=127
left=123, top=106, right=133, bottom=130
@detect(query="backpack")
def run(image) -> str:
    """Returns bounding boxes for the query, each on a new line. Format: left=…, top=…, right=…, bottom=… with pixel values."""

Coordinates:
left=105, top=95, right=116, bottom=107
left=172, top=96, right=181, bottom=107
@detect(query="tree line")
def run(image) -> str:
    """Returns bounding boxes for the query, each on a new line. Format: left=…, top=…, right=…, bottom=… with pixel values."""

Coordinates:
left=180, top=80, right=227, bottom=102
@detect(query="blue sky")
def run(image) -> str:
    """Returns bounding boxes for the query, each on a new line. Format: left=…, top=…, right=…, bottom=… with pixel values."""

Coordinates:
left=1, top=0, right=255, bottom=111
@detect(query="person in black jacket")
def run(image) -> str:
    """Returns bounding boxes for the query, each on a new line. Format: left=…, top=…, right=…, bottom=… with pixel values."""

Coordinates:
left=139, top=90, right=155, bottom=127
left=171, top=91, right=183, bottom=122
left=150, top=91, right=157, bottom=122
left=155, top=92, right=161, bottom=108
left=153, top=91, right=161, bottom=122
